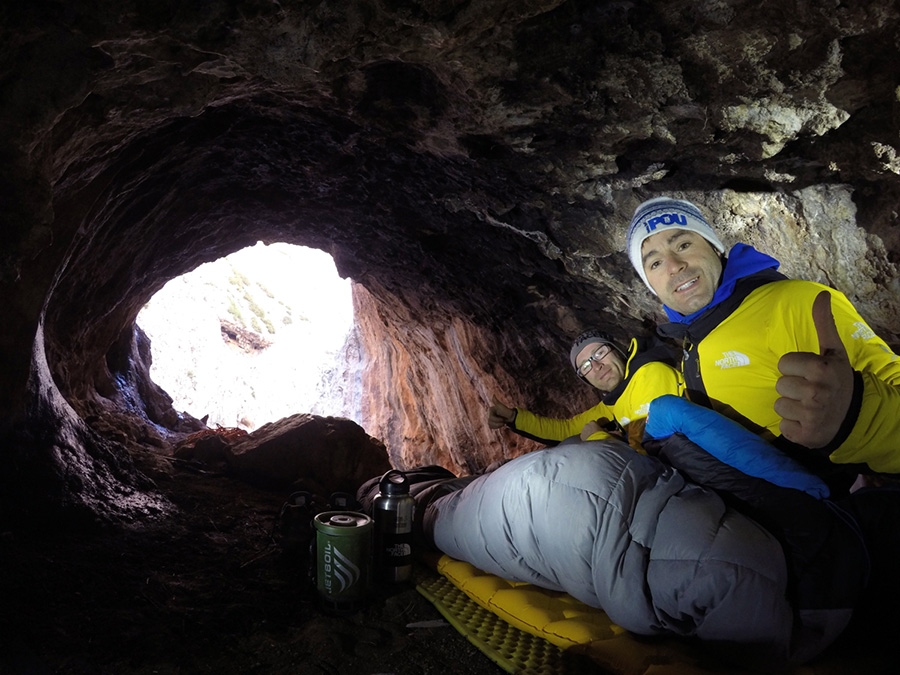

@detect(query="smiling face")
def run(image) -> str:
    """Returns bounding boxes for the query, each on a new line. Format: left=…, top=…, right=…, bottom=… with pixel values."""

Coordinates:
left=641, top=229, right=724, bottom=315
left=575, top=342, right=626, bottom=393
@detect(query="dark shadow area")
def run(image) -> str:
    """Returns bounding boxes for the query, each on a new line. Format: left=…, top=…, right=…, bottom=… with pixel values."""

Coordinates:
left=0, top=453, right=505, bottom=675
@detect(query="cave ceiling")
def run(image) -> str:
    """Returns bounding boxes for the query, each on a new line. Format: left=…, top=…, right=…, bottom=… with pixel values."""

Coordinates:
left=2, top=0, right=900, bottom=520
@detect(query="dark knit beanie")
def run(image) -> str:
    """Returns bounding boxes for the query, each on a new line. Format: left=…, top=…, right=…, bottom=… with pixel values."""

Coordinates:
left=569, top=330, right=621, bottom=372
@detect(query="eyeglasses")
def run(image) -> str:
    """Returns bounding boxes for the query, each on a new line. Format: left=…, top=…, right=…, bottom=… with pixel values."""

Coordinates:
left=577, top=344, right=612, bottom=379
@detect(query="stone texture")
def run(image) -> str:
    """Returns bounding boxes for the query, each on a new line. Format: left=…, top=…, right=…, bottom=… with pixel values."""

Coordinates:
left=1, top=0, right=900, bottom=522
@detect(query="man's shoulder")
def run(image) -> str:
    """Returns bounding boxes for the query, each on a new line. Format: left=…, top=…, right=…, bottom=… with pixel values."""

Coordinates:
left=747, top=278, right=830, bottom=301
left=755, top=277, right=828, bottom=291
left=627, top=360, right=683, bottom=392
left=711, top=278, right=830, bottom=331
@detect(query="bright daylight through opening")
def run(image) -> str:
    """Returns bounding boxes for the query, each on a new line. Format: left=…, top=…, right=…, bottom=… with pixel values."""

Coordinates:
left=137, top=242, right=357, bottom=432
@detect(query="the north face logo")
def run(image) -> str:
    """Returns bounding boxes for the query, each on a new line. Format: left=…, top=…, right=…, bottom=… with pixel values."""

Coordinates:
left=851, top=322, right=875, bottom=341
left=715, top=351, right=750, bottom=369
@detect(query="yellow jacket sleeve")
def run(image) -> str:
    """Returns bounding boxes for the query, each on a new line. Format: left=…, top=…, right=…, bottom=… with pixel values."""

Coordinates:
left=823, top=289, right=900, bottom=472
left=691, top=279, right=900, bottom=473
left=768, top=283, right=900, bottom=472
left=513, top=401, right=614, bottom=443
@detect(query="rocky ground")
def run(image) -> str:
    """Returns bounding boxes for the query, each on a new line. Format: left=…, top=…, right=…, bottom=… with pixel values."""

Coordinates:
left=4, top=438, right=898, bottom=675
left=0, top=449, right=506, bottom=675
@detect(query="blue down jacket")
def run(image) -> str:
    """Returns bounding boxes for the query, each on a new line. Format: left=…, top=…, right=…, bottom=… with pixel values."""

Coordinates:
left=415, top=398, right=872, bottom=667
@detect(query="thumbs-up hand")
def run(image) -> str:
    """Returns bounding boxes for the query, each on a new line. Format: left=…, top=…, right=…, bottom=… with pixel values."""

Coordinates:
left=774, top=291, right=855, bottom=448
left=488, top=395, right=516, bottom=429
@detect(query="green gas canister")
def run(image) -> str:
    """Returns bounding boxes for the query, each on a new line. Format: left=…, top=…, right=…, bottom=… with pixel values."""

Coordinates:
left=313, top=511, right=372, bottom=612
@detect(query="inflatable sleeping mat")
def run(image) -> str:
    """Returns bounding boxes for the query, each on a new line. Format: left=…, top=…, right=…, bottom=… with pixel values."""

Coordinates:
left=415, top=552, right=882, bottom=675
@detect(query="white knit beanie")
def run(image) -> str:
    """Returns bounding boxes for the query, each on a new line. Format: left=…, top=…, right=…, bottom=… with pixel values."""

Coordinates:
left=626, top=197, right=726, bottom=293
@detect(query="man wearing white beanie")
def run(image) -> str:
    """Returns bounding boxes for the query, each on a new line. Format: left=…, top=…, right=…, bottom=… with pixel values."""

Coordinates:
left=626, top=195, right=900, bottom=481
left=627, top=196, right=727, bottom=301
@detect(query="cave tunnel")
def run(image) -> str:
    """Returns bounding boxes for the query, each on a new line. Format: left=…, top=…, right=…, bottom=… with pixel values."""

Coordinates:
left=6, top=80, right=612, bottom=526
left=8, top=98, right=569, bottom=522
left=3, top=2, right=900, bottom=671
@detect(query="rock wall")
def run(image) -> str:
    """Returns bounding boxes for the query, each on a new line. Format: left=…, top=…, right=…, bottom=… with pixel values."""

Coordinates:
left=353, top=280, right=594, bottom=474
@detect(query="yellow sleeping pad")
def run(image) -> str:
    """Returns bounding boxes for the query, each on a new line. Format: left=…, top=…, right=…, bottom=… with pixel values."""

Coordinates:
left=416, top=553, right=878, bottom=675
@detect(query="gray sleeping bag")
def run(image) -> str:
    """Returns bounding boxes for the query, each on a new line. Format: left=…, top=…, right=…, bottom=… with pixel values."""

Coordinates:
left=422, top=437, right=795, bottom=665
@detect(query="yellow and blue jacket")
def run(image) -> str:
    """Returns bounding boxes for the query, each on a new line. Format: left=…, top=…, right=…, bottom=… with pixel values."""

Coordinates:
left=510, top=337, right=683, bottom=451
left=659, top=244, right=900, bottom=476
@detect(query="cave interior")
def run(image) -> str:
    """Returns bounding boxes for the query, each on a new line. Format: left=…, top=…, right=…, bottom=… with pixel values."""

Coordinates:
left=2, top=1, right=900, bottom=672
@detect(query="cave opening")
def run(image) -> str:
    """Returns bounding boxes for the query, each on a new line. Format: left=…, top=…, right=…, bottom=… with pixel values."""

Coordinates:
left=135, top=241, right=359, bottom=432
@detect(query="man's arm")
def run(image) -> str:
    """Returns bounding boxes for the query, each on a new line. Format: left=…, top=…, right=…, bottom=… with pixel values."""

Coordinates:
left=775, top=291, right=855, bottom=448
left=513, top=402, right=614, bottom=443
left=776, top=289, right=900, bottom=473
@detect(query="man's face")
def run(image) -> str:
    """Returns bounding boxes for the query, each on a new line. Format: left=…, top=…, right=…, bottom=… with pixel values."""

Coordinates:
left=575, top=342, right=625, bottom=393
left=640, top=229, right=723, bottom=315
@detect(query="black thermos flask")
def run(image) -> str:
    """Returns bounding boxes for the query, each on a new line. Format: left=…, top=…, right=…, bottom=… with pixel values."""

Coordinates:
left=373, top=470, right=415, bottom=582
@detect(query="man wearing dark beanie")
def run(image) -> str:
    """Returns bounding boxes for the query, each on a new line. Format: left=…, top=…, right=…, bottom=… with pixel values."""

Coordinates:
left=488, top=329, right=682, bottom=451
